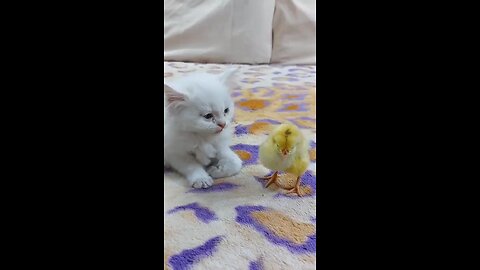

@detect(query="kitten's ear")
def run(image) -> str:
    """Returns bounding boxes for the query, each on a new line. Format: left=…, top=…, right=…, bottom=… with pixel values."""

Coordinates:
left=164, top=84, right=187, bottom=106
left=219, top=67, right=240, bottom=89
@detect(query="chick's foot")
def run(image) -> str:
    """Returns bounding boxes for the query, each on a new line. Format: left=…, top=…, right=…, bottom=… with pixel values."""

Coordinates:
left=260, top=171, right=279, bottom=188
left=286, top=176, right=302, bottom=197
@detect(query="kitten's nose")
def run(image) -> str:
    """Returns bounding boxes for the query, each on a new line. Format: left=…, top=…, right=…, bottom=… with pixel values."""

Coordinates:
left=217, top=122, right=226, bottom=129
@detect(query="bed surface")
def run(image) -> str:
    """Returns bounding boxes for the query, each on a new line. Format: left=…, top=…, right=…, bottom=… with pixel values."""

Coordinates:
left=164, top=61, right=317, bottom=270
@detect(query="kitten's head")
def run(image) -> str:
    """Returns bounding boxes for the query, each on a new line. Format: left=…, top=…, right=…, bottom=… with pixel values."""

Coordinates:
left=164, top=68, right=238, bottom=135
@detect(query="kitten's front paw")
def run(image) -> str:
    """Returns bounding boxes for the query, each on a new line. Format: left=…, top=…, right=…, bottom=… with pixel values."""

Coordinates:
left=232, top=154, right=243, bottom=172
left=189, top=175, right=214, bottom=189
left=207, top=154, right=242, bottom=179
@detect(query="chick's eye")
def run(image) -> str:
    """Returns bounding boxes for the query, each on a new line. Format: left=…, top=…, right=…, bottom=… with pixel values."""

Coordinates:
left=224, top=108, right=229, bottom=114
left=204, top=113, right=214, bottom=119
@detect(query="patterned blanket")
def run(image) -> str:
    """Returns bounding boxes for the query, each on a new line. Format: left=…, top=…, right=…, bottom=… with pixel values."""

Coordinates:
left=164, top=62, right=317, bottom=270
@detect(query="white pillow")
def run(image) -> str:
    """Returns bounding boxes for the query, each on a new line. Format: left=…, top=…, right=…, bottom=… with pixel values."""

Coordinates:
left=271, top=0, right=316, bottom=65
left=164, top=0, right=275, bottom=64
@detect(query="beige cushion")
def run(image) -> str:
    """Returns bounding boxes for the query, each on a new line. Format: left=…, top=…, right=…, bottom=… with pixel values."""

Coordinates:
left=164, top=0, right=275, bottom=64
left=271, top=0, right=316, bottom=65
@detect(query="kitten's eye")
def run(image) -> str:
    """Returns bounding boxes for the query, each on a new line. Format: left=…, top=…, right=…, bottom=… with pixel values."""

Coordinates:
left=224, top=108, right=229, bottom=114
left=204, top=113, right=214, bottom=119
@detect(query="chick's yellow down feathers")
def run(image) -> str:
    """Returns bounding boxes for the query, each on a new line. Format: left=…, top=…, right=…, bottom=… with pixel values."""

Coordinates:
left=258, top=123, right=310, bottom=196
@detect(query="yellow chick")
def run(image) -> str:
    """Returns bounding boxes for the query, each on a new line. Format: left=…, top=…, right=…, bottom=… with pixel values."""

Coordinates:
left=258, top=123, right=310, bottom=196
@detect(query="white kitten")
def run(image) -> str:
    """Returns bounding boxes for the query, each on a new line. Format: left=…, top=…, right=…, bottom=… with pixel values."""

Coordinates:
left=164, top=68, right=242, bottom=189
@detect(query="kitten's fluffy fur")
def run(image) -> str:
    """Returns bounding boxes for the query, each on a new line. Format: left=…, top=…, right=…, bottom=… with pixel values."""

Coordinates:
left=164, top=69, right=242, bottom=188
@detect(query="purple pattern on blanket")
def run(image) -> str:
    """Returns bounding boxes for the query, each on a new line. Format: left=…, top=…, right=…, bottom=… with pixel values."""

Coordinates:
left=235, top=206, right=316, bottom=254
left=241, top=78, right=262, bottom=84
left=288, top=68, right=312, bottom=73
left=249, top=258, right=264, bottom=270
left=232, top=91, right=242, bottom=98
left=288, top=117, right=316, bottom=129
left=286, top=73, right=315, bottom=78
left=187, top=182, right=240, bottom=193
left=257, top=119, right=282, bottom=125
left=231, top=144, right=259, bottom=165
left=235, top=124, right=249, bottom=136
left=168, top=236, right=223, bottom=270
left=299, top=116, right=317, bottom=121
left=167, top=203, right=217, bottom=223
left=272, top=83, right=308, bottom=91
left=249, top=87, right=275, bottom=97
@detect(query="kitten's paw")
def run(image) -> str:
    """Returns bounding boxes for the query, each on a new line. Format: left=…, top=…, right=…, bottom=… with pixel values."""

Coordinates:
left=206, top=165, right=223, bottom=178
left=231, top=153, right=243, bottom=171
left=207, top=155, right=242, bottom=178
left=189, top=175, right=214, bottom=189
